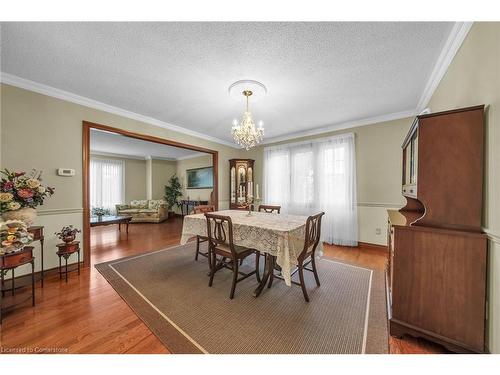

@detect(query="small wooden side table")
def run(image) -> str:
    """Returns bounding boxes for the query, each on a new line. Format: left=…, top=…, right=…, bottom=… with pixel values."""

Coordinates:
left=56, top=241, right=81, bottom=283
left=28, top=226, right=44, bottom=287
left=0, top=246, right=35, bottom=324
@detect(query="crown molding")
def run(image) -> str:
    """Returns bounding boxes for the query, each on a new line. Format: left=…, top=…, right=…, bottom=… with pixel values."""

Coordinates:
left=416, top=22, right=473, bottom=111
left=263, top=109, right=417, bottom=145
left=0, top=72, right=239, bottom=149
left=176, top=153, right=210, bottom=161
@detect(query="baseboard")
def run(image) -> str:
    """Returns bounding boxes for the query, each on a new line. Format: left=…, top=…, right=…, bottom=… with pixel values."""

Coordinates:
left=358, top=241, right=388, bottom=252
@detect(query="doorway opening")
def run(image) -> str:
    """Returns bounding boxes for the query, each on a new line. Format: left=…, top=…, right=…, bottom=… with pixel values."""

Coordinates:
left=82, top=121, right=219, bottom=267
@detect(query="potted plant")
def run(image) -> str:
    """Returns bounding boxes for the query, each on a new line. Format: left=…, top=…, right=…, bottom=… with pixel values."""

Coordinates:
left=55, top=225, right=81, bottom=244
left=164, top=174, right=182, bottom=218
left=0, top=169, right=55, bottom=226
left=0, top=220, right=34, bottom=255
left=92, top=207, right=110, bottom=220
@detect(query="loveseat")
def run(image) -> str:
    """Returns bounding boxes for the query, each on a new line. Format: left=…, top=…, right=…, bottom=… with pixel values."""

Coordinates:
left=115, top=199, right=168, bottom=223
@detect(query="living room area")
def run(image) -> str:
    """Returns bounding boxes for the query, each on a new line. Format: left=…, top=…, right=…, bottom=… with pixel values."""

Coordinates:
left=89, top=125, right=216, bottom=263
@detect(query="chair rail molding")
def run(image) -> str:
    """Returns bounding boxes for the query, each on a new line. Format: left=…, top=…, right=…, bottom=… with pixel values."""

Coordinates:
left=357, top=202, right=403, bottom=209
left=37, top=207, right=84, bottom=216
left=484, top=229, right=500, bottom=245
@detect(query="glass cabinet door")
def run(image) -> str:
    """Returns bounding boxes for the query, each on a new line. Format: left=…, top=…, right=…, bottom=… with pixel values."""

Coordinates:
left=411, top=131, right=418, bottom=184
left=230, top=166, right=236, bottom=204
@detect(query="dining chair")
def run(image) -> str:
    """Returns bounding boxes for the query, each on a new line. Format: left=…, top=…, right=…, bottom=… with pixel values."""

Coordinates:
left=193, top=205, right=215, bottom=263
left=268, top=211, right=324, bottom=302
left=205, top=213, right=261, bottom=299
left=258, top=204, right=281, bottom=214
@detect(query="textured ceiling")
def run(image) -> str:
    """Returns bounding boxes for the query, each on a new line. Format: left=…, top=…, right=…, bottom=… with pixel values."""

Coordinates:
left=1, top=22, right=454, bottom=144
left=90, top=129, right=206, bottom=160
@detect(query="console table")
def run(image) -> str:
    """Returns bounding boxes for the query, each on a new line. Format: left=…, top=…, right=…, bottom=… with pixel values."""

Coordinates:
left=0, top=246, right=36, bottom=323
left=180, top=199, right=208, bottom=216
left=28, top=226, right=44, bottom=287
left=56, top=241, right=81, bottom=283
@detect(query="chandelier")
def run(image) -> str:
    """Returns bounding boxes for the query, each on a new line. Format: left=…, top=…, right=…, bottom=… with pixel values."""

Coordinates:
left=229, top=80, right=266, bottom=150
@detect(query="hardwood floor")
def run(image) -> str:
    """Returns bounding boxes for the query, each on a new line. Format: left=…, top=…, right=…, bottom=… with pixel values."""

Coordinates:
left=0, top=218, right=449, bottom=354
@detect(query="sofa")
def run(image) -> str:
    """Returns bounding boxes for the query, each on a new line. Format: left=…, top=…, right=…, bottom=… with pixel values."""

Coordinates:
left=115, top=199, right=168, bottom=223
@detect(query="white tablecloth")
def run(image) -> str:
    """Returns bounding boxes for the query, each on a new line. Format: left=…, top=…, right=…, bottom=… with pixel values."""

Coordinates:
left=180, top=210, right=323, bottom=286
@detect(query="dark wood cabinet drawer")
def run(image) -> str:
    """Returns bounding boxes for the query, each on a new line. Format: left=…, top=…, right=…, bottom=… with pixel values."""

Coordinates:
left=57, top=242, right=80, bottom=254
left=28, top=226, right=44, bottom=241
left=0, top=247, right=34, bottom=269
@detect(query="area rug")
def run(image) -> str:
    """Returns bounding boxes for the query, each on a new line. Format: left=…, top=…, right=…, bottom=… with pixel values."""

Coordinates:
left=95, top=243, right=388, bottom=354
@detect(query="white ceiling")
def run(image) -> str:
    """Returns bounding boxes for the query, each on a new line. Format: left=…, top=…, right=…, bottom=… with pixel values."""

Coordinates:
left=90, top=129, right=206, bottom=160
left=1, top=22, right=458, bottom=145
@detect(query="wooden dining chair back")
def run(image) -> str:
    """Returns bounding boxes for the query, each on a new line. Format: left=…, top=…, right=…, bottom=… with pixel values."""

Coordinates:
left=205, top=213, right=237, bottom=257
left=258, top=204, right=281, bottom=214
left=268, top=211, right=325, bottom=302
left=193, top=205, right=215, bottom=263
left=299, top=211, right=325, bottom=261
left=204, top=213, right=261, bottom=299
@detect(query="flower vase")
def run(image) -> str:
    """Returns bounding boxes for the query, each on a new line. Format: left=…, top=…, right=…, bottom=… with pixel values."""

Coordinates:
left=63, top=235, right=76, bottom=244
left=2, top=207, right=37, bottom=227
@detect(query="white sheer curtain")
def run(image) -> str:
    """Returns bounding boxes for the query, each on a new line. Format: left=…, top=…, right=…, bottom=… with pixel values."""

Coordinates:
left=90, top=158, right=125, bottom=214
left=263, top=133, right=358, bottom=246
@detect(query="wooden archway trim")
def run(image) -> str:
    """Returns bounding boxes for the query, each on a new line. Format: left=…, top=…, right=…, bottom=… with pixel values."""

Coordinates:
left=82, top=121, right=219, bottom=267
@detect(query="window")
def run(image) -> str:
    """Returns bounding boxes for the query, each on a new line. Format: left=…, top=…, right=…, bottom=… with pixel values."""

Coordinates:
left=291, top=150, right=314, bottom=205
left=263, top=133, right=358, bottom=246
left=90, top=158, right=125, bottom=214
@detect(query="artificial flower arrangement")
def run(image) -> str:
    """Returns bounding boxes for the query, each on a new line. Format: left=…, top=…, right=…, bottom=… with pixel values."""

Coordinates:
left=92, top=207, right=110, bottom=217
left=55, top=225, right=81, bottom=243
left=0, top=220, right=33, bottom=255
left=0, top=168, right=55, bottom=212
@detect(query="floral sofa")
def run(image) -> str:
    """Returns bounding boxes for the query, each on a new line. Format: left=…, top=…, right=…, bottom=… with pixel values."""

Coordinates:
left=115, top=199, right=168, bottom=223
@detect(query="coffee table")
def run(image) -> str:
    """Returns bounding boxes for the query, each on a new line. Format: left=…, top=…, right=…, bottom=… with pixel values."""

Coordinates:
left=90, top=215, right=132, bottom=233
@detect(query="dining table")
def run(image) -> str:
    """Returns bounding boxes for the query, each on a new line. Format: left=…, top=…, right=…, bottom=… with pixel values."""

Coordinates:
left=180, top=209, right=323, bottom=297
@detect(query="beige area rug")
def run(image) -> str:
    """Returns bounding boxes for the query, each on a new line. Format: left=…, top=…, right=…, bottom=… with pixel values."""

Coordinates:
left=95, top=243, right=388, bottom=354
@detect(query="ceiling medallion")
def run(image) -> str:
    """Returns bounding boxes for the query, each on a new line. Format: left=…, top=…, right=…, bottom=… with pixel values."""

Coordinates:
left=229, top=80, right=266, bottom=150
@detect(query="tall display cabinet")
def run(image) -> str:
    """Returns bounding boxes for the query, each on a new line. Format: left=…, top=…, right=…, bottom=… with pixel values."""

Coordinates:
left=387, top=105, right=488, bottom=353
left=229, top=159, right=254, bottom=210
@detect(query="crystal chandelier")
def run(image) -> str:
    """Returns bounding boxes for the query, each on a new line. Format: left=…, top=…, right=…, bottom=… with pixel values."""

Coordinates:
left=231, top=89, right=265, bottom=150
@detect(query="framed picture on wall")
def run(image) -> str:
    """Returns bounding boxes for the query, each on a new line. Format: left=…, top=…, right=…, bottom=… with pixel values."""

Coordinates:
left=187, top=166, right=214, bottom=189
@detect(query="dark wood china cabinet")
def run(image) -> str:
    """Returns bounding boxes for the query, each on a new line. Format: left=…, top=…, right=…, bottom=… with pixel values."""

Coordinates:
left=387, top=105, right=488, bottom=353
left=229, top=159, right=254, bottom=210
